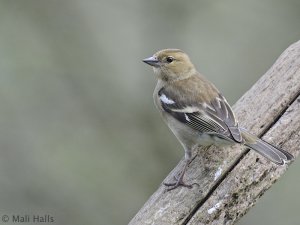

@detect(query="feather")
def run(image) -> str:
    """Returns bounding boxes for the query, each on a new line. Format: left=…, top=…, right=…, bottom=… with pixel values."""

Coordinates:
left=158, top=87, right=242, bottom=142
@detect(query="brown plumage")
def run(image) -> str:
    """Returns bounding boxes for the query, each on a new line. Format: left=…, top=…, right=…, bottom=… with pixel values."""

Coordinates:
left=143, top=49, right=294, bottom=191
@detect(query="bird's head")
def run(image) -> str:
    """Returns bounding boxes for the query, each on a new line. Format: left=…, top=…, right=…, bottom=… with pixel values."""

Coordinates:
left=143, top=49, right=196, bottom=82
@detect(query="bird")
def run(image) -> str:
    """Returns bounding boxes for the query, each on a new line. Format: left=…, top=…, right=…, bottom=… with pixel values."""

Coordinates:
left=142, top=49, right=294, bottom=191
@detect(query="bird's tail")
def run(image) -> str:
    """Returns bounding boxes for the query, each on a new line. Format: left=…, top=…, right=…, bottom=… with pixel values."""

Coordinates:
left=240, top=128, right=294, bottom=165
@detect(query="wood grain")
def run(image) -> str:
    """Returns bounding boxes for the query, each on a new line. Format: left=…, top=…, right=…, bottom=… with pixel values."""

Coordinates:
left=129, top=40, right=300, bottom=225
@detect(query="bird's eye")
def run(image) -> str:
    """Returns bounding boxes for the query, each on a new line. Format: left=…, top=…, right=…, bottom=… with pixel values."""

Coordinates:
left=166, top=56, right=174, bottom=63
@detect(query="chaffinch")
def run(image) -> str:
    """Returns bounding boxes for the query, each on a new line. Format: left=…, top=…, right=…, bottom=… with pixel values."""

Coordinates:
left=143, top=49, right=294, bottom=191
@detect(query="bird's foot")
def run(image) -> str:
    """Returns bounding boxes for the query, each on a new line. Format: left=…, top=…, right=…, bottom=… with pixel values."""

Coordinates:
left=163, top=154, right=199, bottom=191
left=163, top=174, right=198, bottom=191
left=163, top=180, right=193, bottom=191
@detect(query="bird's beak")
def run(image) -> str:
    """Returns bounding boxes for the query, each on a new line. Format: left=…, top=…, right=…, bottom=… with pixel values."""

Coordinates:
left=142, top=56, right=160, bottom=67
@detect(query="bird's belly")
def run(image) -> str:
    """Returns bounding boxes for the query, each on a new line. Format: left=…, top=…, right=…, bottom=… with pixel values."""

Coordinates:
left=164, top=113, right=233, bottom=148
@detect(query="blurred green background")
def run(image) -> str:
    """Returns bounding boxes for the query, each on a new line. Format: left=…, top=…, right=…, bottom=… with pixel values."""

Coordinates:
left=0, top=0, right=299, bottom=225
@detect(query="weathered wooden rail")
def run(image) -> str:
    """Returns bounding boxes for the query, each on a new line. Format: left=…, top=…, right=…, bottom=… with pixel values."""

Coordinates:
left=129, top=40, right=300, bottom=225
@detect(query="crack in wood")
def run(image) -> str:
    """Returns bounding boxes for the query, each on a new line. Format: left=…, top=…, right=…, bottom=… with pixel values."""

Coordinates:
left=182, top=85, right=300, bottom=225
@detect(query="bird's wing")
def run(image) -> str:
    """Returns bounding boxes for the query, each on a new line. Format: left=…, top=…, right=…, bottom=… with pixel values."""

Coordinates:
left=158, top=87, right=242, bottom=142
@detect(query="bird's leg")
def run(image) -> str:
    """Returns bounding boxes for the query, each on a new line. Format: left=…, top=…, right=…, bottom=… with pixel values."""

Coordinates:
left=163, top=158, right=192, bottom=191
left=163, top=148, right=197, bottom=191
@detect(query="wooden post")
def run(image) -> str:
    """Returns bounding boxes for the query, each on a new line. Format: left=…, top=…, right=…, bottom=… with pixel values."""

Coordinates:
left=129, top=41, right=300, bottom=225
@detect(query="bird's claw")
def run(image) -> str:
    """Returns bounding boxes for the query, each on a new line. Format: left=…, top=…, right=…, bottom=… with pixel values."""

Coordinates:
left=163, top=175, right=198, bottom=191
left=163, top=180, right=193, bottom=191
